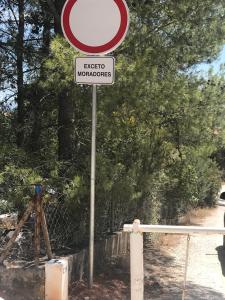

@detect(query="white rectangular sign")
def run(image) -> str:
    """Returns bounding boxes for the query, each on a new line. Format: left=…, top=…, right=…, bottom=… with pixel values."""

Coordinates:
left=75, top=57, right=115, bottom=85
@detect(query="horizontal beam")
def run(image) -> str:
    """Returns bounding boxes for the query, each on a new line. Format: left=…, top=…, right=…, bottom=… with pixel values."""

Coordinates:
left=123, top=224, right=225, bottom=235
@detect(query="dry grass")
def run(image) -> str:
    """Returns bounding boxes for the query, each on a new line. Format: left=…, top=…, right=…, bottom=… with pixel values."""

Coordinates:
left=155, top=207, right=217, bottom=247
left=184, top=207, right=216, bottom=224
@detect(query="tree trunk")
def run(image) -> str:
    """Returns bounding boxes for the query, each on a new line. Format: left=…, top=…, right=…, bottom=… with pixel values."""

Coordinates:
left=16, top=0, right=25, bottom=147
left=28, top=3, right=52, bottom=153
left=53, top=0, right=64, bottom=34
left=58, top=90, right=74, bottom=161
left=28, top=86, right=42, bottom=153
left=42, top=5, right=51, bottom=57
left=53, top=0, right=74, bottom=161
left=44, top=0, right=74, bottom=161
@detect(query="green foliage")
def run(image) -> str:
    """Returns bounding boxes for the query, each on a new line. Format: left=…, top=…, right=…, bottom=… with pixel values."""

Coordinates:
left=1, top=1, right=225, bottom=243
left=0, top=165, right=43, bottom=212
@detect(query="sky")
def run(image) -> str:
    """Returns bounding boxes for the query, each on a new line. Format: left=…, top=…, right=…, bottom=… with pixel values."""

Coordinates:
left=192, top=45, right=225, bottom=76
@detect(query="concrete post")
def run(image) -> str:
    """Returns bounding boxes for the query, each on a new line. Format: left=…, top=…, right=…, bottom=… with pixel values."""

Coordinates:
left=45, top=259, right=68, bottom=300
left=130, top=219, right=144, bottom=300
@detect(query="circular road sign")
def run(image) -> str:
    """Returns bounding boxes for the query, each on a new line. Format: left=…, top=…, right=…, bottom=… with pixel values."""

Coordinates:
left=61, top=0, right=129, bottom=55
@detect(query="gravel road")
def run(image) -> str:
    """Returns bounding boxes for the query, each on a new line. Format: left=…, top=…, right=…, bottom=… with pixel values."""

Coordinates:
left=144, top=204, right=225, bottom=300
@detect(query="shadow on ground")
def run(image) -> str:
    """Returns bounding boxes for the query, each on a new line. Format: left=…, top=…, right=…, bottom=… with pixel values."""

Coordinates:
left=69, top=241, right=225, bottom=300
left=148, top=281, right=225, bottom=300
left=69, top=274, right=225, bottom=300
left=143, top=241, right=225, bottom=300
left=69, top=270, right=130, bottom=300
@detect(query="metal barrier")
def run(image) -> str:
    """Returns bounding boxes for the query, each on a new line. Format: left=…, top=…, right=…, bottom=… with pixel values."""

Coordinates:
left=123, top=219, right=225, bottom=300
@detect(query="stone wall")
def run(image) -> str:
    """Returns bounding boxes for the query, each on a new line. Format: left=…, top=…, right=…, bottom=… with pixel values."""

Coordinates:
left=0, top=263, right=45, bottom=300
left=0, top=231, right=130, bottom=300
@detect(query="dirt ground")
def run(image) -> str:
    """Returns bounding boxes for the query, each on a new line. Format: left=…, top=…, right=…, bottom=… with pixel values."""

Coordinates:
left=145, top=206, right=225, bottom=300
left=70, top=205, right=225, bottom=300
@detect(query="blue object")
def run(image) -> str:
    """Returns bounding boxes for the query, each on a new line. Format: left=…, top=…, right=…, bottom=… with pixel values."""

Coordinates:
left=35, top=184, right=42, bottom=195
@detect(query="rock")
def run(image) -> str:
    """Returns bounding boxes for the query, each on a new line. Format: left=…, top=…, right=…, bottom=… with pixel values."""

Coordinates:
left=0, top=213, right=18, bottom=230
left=6, top=230, right=15, bottom=239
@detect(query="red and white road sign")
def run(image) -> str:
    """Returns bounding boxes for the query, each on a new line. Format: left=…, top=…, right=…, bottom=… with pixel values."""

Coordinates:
left=61, top=0, right=129, bottom=55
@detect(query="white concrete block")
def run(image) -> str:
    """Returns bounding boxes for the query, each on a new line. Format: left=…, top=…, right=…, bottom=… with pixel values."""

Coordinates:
left=45, top=259, right=68, bottom=300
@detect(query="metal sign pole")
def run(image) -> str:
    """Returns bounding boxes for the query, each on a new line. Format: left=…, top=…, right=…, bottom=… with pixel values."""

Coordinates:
left=62, top=0, right=129, bottom=290
left=89, top=84, right=97, bottom=288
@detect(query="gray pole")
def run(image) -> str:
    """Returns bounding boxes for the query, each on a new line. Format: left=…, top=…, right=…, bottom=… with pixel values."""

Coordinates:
left=89, top=84, right=97, bottom=288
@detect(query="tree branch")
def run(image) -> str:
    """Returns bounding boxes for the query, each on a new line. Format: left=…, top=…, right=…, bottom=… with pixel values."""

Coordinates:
left=7, top=0, right=19, bottom=27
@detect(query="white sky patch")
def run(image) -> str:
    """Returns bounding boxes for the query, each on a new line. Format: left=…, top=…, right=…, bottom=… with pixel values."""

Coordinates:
left=189, top=45, right=225, bottom=77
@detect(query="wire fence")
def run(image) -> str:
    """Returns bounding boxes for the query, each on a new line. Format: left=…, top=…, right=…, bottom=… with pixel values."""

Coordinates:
left=0, top=193, right=136, bottom=261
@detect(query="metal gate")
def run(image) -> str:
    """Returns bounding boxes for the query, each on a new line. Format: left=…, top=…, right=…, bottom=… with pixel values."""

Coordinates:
left=123, top=219, right=225, bottom=300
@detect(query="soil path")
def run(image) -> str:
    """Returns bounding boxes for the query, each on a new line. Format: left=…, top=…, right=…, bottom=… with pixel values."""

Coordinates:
left=145, top=204, right=225, bottom=300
